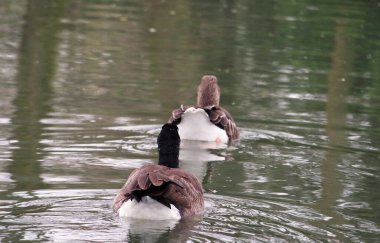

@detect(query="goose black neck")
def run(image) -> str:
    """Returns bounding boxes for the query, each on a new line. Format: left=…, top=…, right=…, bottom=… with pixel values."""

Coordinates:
left=157, top=123, right=180, bottom=168
left=158, top=152, right=179, bottom=168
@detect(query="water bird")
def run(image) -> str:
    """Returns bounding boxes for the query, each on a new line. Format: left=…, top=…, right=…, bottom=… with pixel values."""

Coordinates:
left=169, top=75, right=239, bottom=143
left=112, top=123, right=204, bottom=220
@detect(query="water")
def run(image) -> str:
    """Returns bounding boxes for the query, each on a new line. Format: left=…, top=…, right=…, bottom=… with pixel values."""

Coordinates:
left=1, top=0, right=380, bottom=242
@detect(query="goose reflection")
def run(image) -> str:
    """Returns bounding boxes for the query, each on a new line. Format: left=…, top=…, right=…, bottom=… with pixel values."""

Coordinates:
left=179, top=140, right=227, bottom=182
left=124, top=217, right=202, bottom=243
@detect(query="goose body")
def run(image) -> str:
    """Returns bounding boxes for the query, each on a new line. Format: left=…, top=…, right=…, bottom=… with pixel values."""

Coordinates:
left=113, top=124, right=204, bottom=219
left=169, top=75, right=239, bottom=143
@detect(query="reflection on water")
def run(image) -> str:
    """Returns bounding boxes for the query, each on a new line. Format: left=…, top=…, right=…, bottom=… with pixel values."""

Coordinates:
left=180, top=140, right=227, bottom=181
left=0, top=188, right=358, bottom=242
left=8, top=0, right=66, bottom=195
left=0, top=0, right=380, bottom=242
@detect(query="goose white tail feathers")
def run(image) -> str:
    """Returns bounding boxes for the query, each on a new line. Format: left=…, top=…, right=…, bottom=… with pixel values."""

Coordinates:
left=176, top=107, right=229, bottom=143
left=118, top=196, right=181, bottom=220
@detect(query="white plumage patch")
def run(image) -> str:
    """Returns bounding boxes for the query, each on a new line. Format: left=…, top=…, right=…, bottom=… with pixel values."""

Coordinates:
left=118, top=196, right=180, bottom=220
left=178, top=107, right=228, bottom=143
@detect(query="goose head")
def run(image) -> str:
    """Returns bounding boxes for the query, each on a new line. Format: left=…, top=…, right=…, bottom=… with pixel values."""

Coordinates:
left=197, top=75, right=220, bottom=107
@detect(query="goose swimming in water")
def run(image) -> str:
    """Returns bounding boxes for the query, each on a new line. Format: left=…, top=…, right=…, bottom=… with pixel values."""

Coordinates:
left=112, top=123, right=204, bottom=220
left=169, top=75, right=239, bottom=143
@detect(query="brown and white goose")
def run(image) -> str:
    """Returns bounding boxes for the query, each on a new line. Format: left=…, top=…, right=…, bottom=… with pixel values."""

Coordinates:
left=169, top=75, right=239, bottom=143
left=112, top=123, right=204, bottom=220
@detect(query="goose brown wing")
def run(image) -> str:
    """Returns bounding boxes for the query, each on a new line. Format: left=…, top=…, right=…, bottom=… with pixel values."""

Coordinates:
left=161, top=168, right=204, bottom=217
left=112, top=164, right=204, bottom=217
left=204, top=106, right=239, bottom=141
left=168, top=105, right=191, bottom=124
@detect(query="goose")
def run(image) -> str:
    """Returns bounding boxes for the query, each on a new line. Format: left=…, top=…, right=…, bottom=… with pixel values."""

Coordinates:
left=112, top=123, right=204, bottom=220
left=169, top=75, right=239, bottom=143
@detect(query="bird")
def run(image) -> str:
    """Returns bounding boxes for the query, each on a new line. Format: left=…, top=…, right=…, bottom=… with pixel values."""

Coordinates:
left=112, top=123, right=204, bottom=220
left=169, top=75, right=239, bottom=143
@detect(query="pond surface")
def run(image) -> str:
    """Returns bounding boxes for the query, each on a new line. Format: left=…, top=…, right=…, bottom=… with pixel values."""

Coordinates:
left=1, top=0, right=380, bottom=242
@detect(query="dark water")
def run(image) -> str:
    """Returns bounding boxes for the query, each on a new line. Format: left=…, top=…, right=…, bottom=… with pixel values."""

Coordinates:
left=1, top=0, right=380, bottom=242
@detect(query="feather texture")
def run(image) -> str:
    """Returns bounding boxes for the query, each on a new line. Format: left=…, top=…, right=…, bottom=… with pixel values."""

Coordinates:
left=168, top=75, right=239, bottom=142
left=169, top=105, right=239, bottom=141
left=113, top=164, right=204, bottom=218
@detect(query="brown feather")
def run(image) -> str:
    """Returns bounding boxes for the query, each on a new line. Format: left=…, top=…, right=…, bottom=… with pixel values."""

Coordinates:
left=168, top=105, right=189, bottom=124
left=204, top=106, right=240, bottom=141
left=137, top=172, right=151, bottom=190
left=112, top=164, right=204, bottom=217
left=168, top=75, right=239, bottom=142
left=149, top=172, right=161, bottom=186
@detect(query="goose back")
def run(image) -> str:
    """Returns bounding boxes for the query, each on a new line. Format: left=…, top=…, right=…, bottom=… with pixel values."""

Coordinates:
left=113, top=164, right=204, bottom=218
